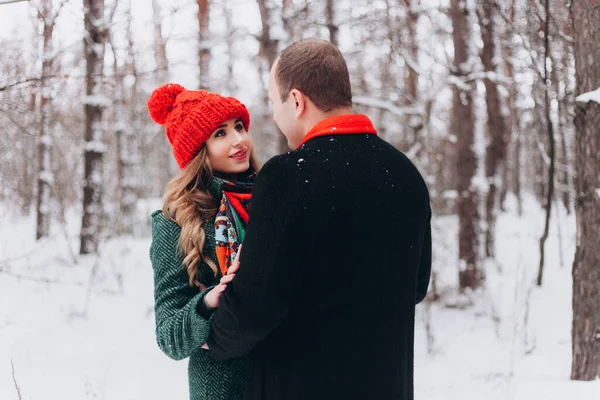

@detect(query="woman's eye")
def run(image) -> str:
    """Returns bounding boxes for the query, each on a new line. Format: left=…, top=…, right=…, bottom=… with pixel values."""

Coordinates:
left=215, top=129, right=226, bottom=138
left=235, top=123, right=244, bottom=131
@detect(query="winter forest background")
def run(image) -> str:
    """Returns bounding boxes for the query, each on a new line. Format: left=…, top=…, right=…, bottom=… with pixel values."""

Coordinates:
left=1, top=0, right=599, bottom=398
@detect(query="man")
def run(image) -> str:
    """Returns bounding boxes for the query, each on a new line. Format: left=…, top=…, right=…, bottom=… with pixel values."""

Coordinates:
left=206, top=38, right=431, bottom=400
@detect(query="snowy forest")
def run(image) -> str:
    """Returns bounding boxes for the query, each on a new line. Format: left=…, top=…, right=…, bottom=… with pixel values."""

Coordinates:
left=1, top=0, right=599, bottom=398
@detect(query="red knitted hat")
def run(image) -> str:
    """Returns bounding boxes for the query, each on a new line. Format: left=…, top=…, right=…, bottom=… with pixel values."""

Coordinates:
left=147, top=83, right=250, bottom=169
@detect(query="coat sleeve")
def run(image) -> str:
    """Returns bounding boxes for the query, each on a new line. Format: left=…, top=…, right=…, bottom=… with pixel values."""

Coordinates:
left=415, top=207, right=432, bottom=304
left=207, top=157, right=308, bottom=361
left=150, top=213, right=214, bottom=360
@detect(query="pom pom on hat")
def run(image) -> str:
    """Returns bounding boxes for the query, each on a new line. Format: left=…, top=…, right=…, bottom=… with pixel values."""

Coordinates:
left=147, top=83, right=185, bottom=125
left=147, top=83, right=251, bottom=169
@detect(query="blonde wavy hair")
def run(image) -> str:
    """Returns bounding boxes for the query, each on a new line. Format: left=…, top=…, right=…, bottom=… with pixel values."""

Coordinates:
left=162, top=146, right=260, bottom=289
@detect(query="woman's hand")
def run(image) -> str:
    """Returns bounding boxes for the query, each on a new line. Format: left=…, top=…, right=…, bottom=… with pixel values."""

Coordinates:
left=203, top=245, right=242, bottom=309
left=203, top=273, right=235, bottom=309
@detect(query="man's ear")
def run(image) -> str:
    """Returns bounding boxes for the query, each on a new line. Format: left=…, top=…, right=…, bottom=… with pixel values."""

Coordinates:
left=290, top=89, right=305, bottom=118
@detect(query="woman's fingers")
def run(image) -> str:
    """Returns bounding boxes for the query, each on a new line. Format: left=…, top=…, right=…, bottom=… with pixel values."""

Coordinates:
left=235, top=245, right=243, bottom=262
left=220, top=273, right=235, bottom=285
left=228, top=246, right=242, bottom=275
left=229, top=261, right=240, bottom=274
left=214, top=284, right=225, bottom=293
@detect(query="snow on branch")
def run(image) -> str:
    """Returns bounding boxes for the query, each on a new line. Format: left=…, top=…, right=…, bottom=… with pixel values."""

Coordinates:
left=83, top=94, right=111, bottom=107
left=467, top=71, right=512, bottom=85
left=401, top=52, right=422, bottom=76
left=85, top=140, right=108, bottom=153
left=575, top=87, right=600, bottom=107
left=405, top=142, right=422, bottom=159
left=352, top=96, right=422, bottom=117
left=447, top=75, right=471, bottom=91
left=447, top=72, right=511, bottom=93
left=537, top=141, right=551, bottom=167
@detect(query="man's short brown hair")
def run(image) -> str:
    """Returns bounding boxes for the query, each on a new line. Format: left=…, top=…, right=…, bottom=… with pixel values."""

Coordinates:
left=275, top=38, right=352, bottom=112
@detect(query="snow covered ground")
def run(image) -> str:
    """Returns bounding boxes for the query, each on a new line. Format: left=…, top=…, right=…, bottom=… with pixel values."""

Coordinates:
left=1, top=194, right=599, bottom=399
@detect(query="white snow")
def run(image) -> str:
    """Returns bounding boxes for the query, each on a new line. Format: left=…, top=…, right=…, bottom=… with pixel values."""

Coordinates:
left=0, top=194, right=598, bottom=399
left=471, top=174, right=490, bottom=193
left=39, top=135, right=52, bottom=146
left=85, top=140, right=108, bottom=154
left=39, top=170, right=54, bottom=184
left=442, top=190, right=458, bottom=200
left=0, top=0, right=597, bottom=398
left=83, top=95, right=112, bottom=108
left=575, top=87, right=600, bottom=105
left=352, top=96, right=422, bottom=117
left=113, top=122, right=129, bottom=133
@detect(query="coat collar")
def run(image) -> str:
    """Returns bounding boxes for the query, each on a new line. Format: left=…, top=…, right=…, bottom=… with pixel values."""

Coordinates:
left=299, top=114, right=377, bottom=147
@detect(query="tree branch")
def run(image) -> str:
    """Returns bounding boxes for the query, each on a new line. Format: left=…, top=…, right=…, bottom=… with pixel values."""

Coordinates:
left=11, top=359, right=22, bottom=400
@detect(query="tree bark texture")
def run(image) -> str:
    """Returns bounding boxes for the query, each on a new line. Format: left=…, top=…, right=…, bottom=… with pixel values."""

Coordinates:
left=451, top=0, right=482, bottom=290
left=570, top=0, right=600, bottom=381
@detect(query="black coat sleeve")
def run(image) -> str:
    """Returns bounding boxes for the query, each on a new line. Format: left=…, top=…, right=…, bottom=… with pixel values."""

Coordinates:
left=415, top=207, right=432, bottom=304
left=207, top=156, right=309, bottom=361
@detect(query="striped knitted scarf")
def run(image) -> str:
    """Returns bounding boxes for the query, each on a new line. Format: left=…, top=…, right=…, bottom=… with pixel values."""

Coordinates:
left=214, top=177, right=253, bottom=276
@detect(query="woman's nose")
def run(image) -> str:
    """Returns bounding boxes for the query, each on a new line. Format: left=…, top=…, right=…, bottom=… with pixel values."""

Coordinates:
left=231, top=130, right=244, bottom=145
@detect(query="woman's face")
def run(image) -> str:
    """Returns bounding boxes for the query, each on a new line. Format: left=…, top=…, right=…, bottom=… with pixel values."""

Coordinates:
left=205, top=118, right=253, bottom=178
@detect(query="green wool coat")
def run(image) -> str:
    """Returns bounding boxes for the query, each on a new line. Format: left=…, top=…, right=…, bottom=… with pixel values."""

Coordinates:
left=149, top=178, right=247, bottom=400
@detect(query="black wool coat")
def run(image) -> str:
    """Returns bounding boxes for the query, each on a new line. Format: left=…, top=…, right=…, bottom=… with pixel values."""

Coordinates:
left=207, top=132, right=432, bottom=400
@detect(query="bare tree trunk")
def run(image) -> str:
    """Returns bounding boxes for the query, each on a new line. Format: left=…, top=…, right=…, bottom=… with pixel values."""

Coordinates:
left=281, top=0, right=295, bottom=42
left=553, top=55, right=570, bottom=213
left=152, top=0, right=168, bottom=83
left=550, top=30, right=572, bottom=215
left=114, top=1, right=137, bottom=235
left=325, top=0, right=338, bottom=46
left=126, top=2, right=141, bottom=202
left=558, top=22, right=574, bottom=215
left=257, top=0, right=278, bottom=69
left=80, top=0, right=107, bottom=255
left=478, top=0, right=508, bottom=259
left=197, top=0, right=210, bottom=89
left=36, top=0, right=56, bottom=240
left=502, top=1, right=522, bottom=215
left=562, top=32, right=575, bottom=216
left=151, top=0, right=177, bottom=180
left=525, top=1, right=547, bottom=206
left=532, top=82, right=547, bottom=204
left=513, top=129, right=523, bottom=215
left=403, top=0, right=421, bottom=147
left=537, top=0, right=556, bottom=287
left=223, top=0, right=235, bottom=95
left=570, top=0, right=600, bottom=381
left=451, top=0, right=482, bottom=291
left=257, top=0, right=285, bottom=155
left=558, top=118, right=572, bottom=213
left=376, top=0, right=394, bottom=146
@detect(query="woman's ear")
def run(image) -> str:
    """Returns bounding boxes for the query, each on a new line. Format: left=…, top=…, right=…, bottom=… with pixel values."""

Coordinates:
left=290, top=89, right=305, bottom=118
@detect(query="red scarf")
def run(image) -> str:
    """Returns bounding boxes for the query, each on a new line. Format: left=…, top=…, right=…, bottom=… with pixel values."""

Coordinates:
left=299, top=114, right=377, bottom=147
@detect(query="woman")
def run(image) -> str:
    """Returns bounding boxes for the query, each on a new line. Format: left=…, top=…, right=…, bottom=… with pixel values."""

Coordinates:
left=147, top=83, right=258, bottom=400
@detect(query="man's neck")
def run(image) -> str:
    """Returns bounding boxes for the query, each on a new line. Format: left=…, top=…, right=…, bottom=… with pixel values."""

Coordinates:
left=302, top=106, right=353, bottom=137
